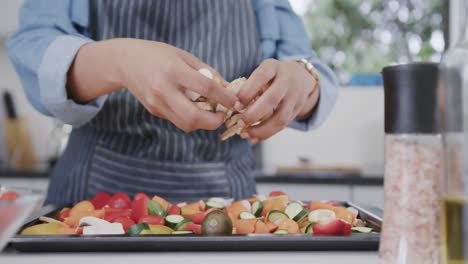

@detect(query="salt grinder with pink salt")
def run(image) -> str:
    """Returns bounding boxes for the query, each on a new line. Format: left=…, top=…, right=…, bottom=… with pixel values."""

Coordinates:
left=380, top=63, right=443, bottom=264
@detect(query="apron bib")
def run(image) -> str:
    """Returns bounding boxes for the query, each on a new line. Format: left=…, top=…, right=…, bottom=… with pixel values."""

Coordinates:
left=46, top=0, right=260, bottom=204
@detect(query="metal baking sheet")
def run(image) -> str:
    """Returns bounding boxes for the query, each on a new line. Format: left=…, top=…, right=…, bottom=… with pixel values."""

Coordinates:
left=9, top=201, right=382, bottom=252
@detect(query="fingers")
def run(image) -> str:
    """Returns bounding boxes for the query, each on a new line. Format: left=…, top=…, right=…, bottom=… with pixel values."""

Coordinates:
left=244, top=96, right=296, bottom=141
left=138, top=92, right=172, bottom=120
left=177, top=49, right=228, bottom=85
left=237, top=59, right=278, bottom=106
left=240, top=76, right=287, bottom=126
left=168, top=90, right=225, bottom=132
left=177, top=63, right=238, bottom=110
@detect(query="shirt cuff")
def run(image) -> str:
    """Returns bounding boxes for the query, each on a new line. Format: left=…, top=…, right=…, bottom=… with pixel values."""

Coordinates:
left=286, top=56, right=339, bottom=131
left=38, top=35, right=108, bottom=127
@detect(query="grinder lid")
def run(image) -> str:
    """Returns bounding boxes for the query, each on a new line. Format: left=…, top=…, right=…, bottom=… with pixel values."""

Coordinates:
left=382, top=62, right=440, bottom=134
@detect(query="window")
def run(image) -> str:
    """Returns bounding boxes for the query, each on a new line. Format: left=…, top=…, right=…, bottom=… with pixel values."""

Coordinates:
left=291, top=0, right=446, bottom=85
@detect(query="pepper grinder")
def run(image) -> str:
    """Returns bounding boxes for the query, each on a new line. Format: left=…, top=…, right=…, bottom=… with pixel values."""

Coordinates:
left=380, top=63, right=443, bottom=264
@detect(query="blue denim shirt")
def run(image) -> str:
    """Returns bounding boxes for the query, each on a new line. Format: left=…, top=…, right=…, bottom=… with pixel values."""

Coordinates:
left=7, top=0, right=338, bottom=130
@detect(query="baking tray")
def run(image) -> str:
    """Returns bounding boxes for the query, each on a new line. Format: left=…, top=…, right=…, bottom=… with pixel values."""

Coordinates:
left=9, top=201, right=382, bottom=252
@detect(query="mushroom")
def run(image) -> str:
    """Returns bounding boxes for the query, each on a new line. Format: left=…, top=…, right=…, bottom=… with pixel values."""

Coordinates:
left=191, top=69, right=267, bottom=141
left=77, top=216, right=125, bottom=235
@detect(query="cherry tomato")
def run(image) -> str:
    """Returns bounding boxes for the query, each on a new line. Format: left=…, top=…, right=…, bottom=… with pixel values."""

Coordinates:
left=104, top=208, right=132, bottom=222
left=0, top=191, right=20, bottom=201
left=113, top=216, right=135, bottom=231
left=107, top=192, right=131, bottom=209
left=167, top=204, right=181, bottom=215
left=90, top=192, right=111, bottom=209
left=268, top=191, right=287, bottom=197
left=138, top=215, right=165, bottom=225
left=191, top=212, right=205, bottom=225
left=130, top=198, right=148, bottom=222
left=134, top=192, right=150, bottom=201
left=57, top=208, right=71, bottom=222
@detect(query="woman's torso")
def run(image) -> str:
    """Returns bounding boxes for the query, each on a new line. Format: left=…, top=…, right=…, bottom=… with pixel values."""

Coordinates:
left=46, top=0, right=260, bottom=204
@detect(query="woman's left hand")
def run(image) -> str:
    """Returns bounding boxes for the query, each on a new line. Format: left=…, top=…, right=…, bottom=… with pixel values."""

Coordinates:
left=237, top=59, right=320, bottom=143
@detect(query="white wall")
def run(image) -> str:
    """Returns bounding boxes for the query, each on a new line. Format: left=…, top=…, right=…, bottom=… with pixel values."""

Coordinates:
left=262, top=88, right=384, bottom=175
left=0, top=0, right=21, bottom=36
left=0, top=41, right=57, bottom=169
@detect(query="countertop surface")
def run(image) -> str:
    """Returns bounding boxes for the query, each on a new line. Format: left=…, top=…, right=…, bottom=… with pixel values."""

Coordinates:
left=0, top=168, right=383, bottom=186
left=0, top=251, right=379, bottom=264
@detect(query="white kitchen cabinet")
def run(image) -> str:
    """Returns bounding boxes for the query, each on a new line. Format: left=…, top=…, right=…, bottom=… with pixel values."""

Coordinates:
left=256, top=183, right=352, bottom=202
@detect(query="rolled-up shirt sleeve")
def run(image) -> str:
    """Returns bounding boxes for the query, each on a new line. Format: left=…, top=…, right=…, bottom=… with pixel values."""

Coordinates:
left=6, top=0, right=107, bottom=127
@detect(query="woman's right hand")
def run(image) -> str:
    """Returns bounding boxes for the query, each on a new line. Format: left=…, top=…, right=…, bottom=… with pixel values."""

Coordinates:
left=68, top=38, right=240, bottom=132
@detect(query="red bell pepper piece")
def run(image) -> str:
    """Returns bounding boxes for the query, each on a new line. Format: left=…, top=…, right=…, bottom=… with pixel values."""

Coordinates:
left=104, top=208, right=132, bottom=222
left=187, top=223, right=202, bottom=235
left=167, top=204, right=181, bottom=215
left=138, top=215, right=165, bottom=225
left=131, top=198, right=148, bottom=222
left=191, top=212, right=205, bottom=225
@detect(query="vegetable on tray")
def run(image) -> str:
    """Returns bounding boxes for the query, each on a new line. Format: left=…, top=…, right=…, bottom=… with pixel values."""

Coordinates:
left=19, top=191, right=375, bottom=237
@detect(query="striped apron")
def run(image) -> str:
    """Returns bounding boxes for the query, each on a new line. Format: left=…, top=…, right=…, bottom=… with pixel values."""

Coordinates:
left=46, top=0, right=260, bottom=204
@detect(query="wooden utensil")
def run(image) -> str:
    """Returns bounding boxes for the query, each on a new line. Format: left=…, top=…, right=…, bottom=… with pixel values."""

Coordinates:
left=3, top=92, right=36, bottom=169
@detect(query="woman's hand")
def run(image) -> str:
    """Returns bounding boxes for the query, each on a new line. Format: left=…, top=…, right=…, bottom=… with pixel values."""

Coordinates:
left=68, top=38, right=239, bottom=132
left=237, top=59, right=320, bottom=142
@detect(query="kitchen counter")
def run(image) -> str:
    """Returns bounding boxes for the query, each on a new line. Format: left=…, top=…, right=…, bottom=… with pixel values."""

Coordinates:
left=0, top=169, right=383, bottom=185
left=256, top=173, right=383, bottom=186
left=0, top=168, right=49, bottom=178
left=0, top=251, right=378, bottom=264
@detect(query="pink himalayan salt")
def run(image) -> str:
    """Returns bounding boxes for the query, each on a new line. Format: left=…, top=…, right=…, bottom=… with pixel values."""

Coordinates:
left=379, top=136, right=442, bottom=264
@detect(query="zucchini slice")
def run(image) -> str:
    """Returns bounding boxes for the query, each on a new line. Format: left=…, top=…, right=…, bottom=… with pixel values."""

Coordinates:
left=292, top=200, right=304, bottom=206
left=293, top=209, right=309, bottom=222
left=273, top=229, right=289, bottom=234
left=175, top=219, right=193, bottom=231
left=239, top=212, right=256, bottom=220
left=285, top=202, right=307, bottom=221
left=206, top=200, right=226, bottom=209
left=147, top=200, right=167, bottom=217
left=126, top=223, right=150, bottom=236
left=251, top=200, right=264, bottom=217
left=304, top=223, right=313, bottom=234
left=267, top=210, right=289, bottom=225
left=351, top=227, right=372, bottom=233
left=165, top=215, right=185, bottom=229
left=172, top=231, right=194, bottom=235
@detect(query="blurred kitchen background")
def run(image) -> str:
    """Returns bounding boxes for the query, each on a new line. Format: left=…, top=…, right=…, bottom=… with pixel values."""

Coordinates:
left=0, top=0, right=463, bottom=207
